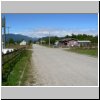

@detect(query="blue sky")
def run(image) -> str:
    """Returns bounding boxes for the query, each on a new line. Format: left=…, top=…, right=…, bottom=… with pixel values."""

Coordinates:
left=2, top=14, right=98, bottom=38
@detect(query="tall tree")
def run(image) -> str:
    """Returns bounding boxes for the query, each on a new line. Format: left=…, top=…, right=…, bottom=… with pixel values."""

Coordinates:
left=9, top=38, right=14, bottom=44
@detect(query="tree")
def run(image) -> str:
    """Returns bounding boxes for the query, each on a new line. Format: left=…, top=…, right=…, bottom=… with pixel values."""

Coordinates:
left=71, top=33, right=76, bottom=38
left=28, top=40, right=32, bottom=45
left=9, top=38, right=14, bottom=44
left=41, top=36, right=59, bottom=45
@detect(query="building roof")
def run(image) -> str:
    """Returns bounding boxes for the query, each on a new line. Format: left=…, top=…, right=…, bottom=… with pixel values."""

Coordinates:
left=59, top=38, right=77, bottom=42
left=77, top=40, right=91, bottom=43
left=20, top=40, right=26, bottom=43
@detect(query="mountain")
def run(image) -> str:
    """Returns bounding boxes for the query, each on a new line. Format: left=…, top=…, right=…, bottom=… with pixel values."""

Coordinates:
left=2, top=33, right=39, bottom=42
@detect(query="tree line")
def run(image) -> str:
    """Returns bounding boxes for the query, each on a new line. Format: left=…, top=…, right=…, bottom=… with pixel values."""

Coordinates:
left=6, top=38, right=33, bottom=45
left=6, top=34, right=98, bottom=45
left=39, top=34, right=98, bottom=45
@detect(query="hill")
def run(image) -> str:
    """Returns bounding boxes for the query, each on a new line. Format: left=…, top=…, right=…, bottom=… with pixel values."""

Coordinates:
left=2, top=34, right=38, bottom=42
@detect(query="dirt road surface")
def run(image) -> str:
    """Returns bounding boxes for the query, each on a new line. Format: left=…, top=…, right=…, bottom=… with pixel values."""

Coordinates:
left=31, top=44, right=98, bottom=86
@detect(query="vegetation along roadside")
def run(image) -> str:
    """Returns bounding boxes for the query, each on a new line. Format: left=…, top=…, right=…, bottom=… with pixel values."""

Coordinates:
left=2, top=49, right=33, bottom=86
left=66, top=47, right=98, bottom=57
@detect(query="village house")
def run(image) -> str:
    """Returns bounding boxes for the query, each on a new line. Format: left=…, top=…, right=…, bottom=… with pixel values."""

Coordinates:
left=54, top=38, right=91, bottom=48
left=40, top=40, right=46, bottom=45
left=77, top=40, right=91, bottom=47
left=20, top=40, right=27, bottom=45
left=58, top=38, right=78, bottom=47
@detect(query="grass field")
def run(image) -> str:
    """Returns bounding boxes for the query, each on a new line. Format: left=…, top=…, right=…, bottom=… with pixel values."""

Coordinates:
left=6, top=44, right=32, bottom=49
left=3, top=50, right=33, bottom=86
left=66, top=47, right=98, bottom=57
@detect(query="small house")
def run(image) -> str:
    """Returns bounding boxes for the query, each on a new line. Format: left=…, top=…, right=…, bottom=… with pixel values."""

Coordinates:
left=77, top=40, right=91, bottom=47
left=58, top=38, right=78, bottom=47
left=40, top=40, right=46, bottom=44
left=54, top=38, right=91, bottom=48
left=20, top=40, right=27, bottom=45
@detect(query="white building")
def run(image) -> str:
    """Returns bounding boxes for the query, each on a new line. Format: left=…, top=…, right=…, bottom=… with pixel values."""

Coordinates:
left=20, top=40, right=27, bottom=45
left=77, top=40, right=91, bottom=47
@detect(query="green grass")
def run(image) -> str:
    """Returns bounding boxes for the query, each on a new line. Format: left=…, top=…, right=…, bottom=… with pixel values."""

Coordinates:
left=20, top=50, right=35, bottom=86
left=66, top=47, right=98, bottom=57
left=6, top=44, right=33, bottom=49
left=3, top=50, right=32, bottom=86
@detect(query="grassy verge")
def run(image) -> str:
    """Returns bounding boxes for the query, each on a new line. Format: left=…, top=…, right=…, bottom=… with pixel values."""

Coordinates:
left=6, top=44, right=33, bottom=49
left=66, top=47, right=98, bottom=57
left=4, top=50, right=33, bottom=86
left=20, top=50, right=35, bottom=86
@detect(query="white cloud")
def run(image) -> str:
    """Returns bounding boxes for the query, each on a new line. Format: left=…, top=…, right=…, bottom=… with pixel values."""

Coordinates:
left=14, top=28, right=98, bottom=38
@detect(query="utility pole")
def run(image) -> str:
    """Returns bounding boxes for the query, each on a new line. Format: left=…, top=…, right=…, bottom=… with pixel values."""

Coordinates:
left=6, top=27, right=10, bottom=45
left=49, top=31, right=51, bottom=47
left=41, top=37, right=42, bottom=45
left=6, top=27, right=10, bottom=34
left=4, top=17, right=6, bottom=48
left=2, top=16, right=6, bottom=48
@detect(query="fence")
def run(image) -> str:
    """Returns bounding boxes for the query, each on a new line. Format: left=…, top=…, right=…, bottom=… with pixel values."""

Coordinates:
left=2, top=47, right=26, bottom=85
left=2, top=47, right=26, bottom=65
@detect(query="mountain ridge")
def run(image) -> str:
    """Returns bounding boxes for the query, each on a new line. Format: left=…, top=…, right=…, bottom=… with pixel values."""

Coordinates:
left=2, top=33, right=39, bottom=42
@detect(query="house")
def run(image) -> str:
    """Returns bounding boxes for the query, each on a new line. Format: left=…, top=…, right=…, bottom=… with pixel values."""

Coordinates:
left=55, top=38, right=91, bottom=47
left=54, top=41, right=59, bottom=45
left=54, top=41, right=59, bottom=47
left=58, top=38, right=78, bottom=47
left=20, top=40, right=27, bottom=45
left=40, top=40, right=46, bottom=44
left=77, top=40, right=91, bottom=47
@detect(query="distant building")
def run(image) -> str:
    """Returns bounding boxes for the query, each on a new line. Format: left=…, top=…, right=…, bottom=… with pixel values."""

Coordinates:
left=55, top=38, right=91, bottom=47
left=20, top=40, right=27, bottom=45
left=54, top=41, right=59, bottom=47
left=54, top=41, right=59, bottom=45
left=40, top=40, right=46, bottom=44
left=77, top=40, right=91, bottom=47
left=58, top=38, right=78, bottom=47
left=36, top=41, right=39, bottom=44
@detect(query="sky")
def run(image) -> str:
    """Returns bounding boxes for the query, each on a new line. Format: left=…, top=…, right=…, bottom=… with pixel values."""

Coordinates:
left=2, top=14, right=98, bottom=38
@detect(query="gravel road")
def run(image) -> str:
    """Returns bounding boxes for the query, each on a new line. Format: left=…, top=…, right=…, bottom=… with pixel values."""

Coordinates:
left=32, top=44, right=98, bottom=86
